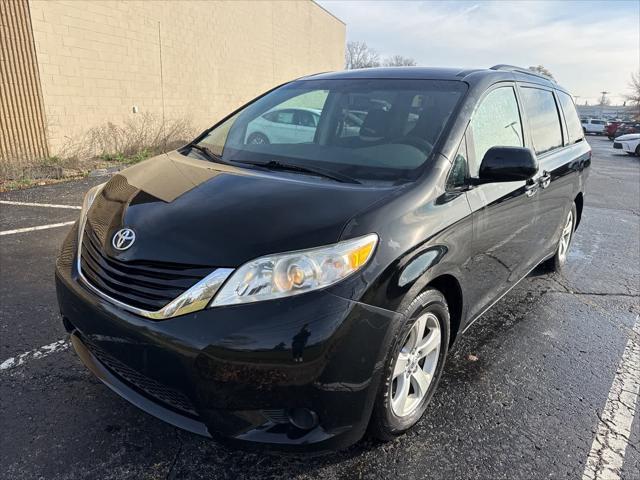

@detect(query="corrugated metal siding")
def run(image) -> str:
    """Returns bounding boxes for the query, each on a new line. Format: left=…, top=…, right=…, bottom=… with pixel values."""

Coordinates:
left=0, top=0, right=48, bottom=164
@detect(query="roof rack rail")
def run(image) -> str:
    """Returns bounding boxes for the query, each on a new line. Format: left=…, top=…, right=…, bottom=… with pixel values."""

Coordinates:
left=489, top=64, right=556, bottom=83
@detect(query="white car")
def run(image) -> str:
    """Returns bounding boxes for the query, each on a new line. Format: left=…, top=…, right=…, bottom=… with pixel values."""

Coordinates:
left=245, top=107, right=321, bottom=145
left=581, top=118, right=607, bottom=135
left=613, top=134, right=640, bottom=156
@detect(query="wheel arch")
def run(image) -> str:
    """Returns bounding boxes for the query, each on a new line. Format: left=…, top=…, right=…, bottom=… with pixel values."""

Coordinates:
left=426, top=274, right=463, bottom=347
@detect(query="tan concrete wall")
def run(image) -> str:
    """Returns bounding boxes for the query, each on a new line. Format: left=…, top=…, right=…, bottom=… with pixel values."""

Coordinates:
left=1, top=0, right=48, bottom=163
left=28, top=0, right=345, bottom=155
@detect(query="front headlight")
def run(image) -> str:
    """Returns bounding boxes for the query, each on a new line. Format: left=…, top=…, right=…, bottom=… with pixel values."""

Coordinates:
left=80, top=183, right=106, bottom=220
left=210, top=233, right=378, bottom=307
left=78, top=183, right=106, bottom=243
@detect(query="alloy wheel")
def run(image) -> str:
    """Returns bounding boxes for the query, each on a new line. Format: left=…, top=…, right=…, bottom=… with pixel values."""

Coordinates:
left=390, top=312, right=441, bottom=417
left=249, top=134, right=267, bottom=145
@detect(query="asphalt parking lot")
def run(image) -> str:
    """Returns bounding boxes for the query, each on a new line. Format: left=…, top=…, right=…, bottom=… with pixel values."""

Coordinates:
left=1, top=136, right=638, bottom=480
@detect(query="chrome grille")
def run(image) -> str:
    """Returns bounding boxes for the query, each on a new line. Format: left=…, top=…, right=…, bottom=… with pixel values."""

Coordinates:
left=80, top=222, right=214, bottom=312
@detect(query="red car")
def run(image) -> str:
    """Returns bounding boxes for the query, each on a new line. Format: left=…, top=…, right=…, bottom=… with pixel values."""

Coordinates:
left=614, top=123, right=640, bottom=138
left=605, top=121, right=624, bottom=140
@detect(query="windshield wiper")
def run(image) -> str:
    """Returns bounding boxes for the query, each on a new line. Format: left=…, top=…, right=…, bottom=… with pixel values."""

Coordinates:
left=237, top=159, right=361, bottom=184
left=188, top=144, right=234, bottom=166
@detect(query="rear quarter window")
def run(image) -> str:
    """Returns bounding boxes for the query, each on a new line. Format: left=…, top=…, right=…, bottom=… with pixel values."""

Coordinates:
left=520, top=87, right=563, bottom=155
left=556, top=91, right=584, bottom=144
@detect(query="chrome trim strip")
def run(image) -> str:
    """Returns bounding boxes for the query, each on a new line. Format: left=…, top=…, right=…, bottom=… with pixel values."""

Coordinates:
left=76, top=216, right=233, bottom=320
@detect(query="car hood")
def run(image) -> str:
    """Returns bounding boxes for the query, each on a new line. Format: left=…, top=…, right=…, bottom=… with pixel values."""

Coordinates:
left=86, top=151, right=393, bottom=267
left=615, top=134, right=640, bottom=141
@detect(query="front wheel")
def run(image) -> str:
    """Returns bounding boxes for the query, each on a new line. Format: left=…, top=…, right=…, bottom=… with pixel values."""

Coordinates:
left=542, top=202, right=577, bottom=272
left=246, top=132, right=269, bottom=145
left=369, top=289, right=450, bottom=441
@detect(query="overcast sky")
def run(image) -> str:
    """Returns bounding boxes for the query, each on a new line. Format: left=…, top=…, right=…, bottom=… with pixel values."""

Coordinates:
left=318, top=0, right=639, bottom=105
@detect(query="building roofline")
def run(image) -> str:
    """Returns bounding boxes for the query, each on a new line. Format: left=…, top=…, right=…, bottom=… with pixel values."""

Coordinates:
left=311, top=0, right=346, bottom=26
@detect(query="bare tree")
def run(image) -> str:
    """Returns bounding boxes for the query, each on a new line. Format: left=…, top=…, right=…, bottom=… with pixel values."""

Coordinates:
left=624, top=71, right=640, bottom=115
left=528, top=65, right=555, bottom=80
left=383, top=55, right=417, bottom=67
left=345, top=41, right=380, bottom=69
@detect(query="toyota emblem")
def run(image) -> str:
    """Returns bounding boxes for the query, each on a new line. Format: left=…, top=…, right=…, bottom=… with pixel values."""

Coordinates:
left=112, top=228, right=136, bottom=251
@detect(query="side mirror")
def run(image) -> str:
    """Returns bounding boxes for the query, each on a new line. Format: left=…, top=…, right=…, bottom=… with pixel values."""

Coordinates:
left=478, top=146, right=538, bottom=182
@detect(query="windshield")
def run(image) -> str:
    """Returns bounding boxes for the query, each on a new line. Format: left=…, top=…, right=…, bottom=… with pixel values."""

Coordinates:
left=191, top=79, right=467, bottom=183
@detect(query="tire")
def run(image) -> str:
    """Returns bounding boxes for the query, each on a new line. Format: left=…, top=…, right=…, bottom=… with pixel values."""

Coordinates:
left=542, top=202, right=577, bottom=272
left=247, top=132, right=269, bottom=145
left=369, top=288, right=450, bottom=441
left=636, top=145, right=640, bottom=157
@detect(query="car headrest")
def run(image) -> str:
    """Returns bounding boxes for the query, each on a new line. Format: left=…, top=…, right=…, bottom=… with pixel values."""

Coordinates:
left=360, top=109, right=390, bottom=139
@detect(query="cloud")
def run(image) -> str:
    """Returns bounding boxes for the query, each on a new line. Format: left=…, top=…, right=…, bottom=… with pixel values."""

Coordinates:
left=319, top=0, right=640, bottom=104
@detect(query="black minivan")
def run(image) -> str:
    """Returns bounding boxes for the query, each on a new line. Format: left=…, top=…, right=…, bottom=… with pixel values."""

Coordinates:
left=55, top=65, right=591, bottom=453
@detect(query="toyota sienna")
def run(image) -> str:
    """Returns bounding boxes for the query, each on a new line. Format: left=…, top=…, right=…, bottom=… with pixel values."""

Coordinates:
left=55, top=65, right=591, bottom=453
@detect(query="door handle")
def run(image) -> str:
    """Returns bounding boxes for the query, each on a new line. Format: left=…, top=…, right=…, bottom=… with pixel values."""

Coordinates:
left=525, top=179, right=537, bottom=197
left=539, top=171, right=551, bottom=189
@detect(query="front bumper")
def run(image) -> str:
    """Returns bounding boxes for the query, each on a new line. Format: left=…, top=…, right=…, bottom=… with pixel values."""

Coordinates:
left=55, top=224, right=402, bottom=453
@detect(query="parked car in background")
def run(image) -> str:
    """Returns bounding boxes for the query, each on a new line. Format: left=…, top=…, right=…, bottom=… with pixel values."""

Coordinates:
left=605, top=121, right=624, bottom=140
left=581, top=118, right=607, bottom=135
left=56, top=65, right=590, bottom=453
left=613, top=133, right=640, bottom=156
left=614, top=122, right=640, bottom=137
left=246, top=107, right=321, bottom=144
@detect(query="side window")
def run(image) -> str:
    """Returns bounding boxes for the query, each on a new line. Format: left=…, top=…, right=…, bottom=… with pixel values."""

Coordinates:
left=556, top=91, right=584, bottom=144
left=275, top=110, right=295, bottom=125
left=469, top=87, right=523, bottom=177
left=447, top=135, right=468, bottom=189
left=262, top=111, right=278, bottom=122
left=520, top=87, right=563, bottom=154
left=295, top=110, right=317, bottom=127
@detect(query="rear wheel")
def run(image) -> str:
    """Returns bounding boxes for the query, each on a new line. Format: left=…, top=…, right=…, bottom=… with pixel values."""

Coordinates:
left=635, top=145, right=640, bottom=156
left=369, top=289, right=449, bottom=441
left=542, top=203, right=577, bottom=272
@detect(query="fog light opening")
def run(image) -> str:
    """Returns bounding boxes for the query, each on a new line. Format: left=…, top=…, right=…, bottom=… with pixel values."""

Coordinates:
left=287, top=407, right=319, bottom=430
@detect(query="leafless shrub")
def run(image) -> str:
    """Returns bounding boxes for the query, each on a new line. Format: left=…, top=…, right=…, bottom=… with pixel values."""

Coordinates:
left=1, top=114, right=197, bottom=185
left=61, top=113, right=197, bottom=162
left=0, top=152, right=83, bottom=182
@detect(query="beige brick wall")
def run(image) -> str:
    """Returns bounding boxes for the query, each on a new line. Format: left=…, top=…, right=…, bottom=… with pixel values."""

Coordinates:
left=28, top=0, right=345, bottom=154
left=1, top=0, right=48, bottom=163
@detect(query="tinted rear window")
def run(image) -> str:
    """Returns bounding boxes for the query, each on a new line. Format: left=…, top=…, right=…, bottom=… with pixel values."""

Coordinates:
left=520, top=87, right=563, bottom=154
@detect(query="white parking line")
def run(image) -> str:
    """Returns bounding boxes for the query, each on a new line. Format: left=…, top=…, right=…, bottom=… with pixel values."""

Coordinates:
left=0, top=200, right=81, bottom=210
left=0, top=339, right=70, bottom=372
left=582, top=316, right=640, bottom=480
left=0, top=221, right=75, bottom=236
